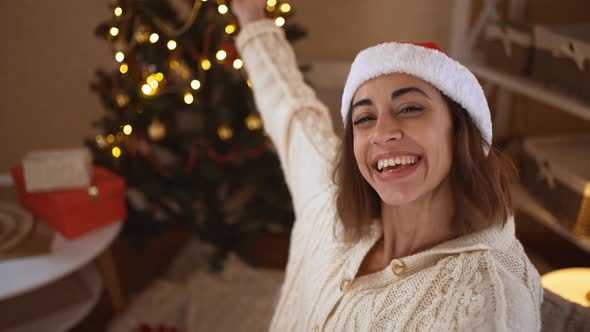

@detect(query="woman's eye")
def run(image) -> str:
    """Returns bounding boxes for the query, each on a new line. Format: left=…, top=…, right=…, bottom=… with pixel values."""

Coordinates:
left=399, top=106, right=424, bottom=114
left=352, top=117, right=374, bottom=126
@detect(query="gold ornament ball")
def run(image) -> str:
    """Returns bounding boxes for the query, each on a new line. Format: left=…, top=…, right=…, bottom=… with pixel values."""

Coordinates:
left=217, top=125, right=233, bottom=141
left=245, top=113, right=262, bottom=130
left=148, top=119, right=167, bottom=141
left=115, top=93, right=130, bottom=107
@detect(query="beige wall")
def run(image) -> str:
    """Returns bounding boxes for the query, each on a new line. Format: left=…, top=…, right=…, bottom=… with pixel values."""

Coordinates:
left=0, top=1, right=112, bottom=172
left=0, top=1, right=454, bottom=172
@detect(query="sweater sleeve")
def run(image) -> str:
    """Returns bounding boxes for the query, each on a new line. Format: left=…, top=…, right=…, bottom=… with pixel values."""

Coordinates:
left=235, top=20, right=340, bottom=215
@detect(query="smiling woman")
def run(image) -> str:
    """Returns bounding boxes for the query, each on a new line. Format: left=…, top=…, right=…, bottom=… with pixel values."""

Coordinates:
left=231, top=0, right=543, bottom=331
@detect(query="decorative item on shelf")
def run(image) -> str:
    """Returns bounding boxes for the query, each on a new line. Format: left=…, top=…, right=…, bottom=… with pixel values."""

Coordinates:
left=22, top=148, right=93, bottom=193
left=483, top=20, right=534, bottom=76
left=542, top=268, right=590, bottom=307
left=532, top=24, right=590, bottom=103
left=10, top=165, right=126, bottom=239
left=521, top=135, right=590, bottom=236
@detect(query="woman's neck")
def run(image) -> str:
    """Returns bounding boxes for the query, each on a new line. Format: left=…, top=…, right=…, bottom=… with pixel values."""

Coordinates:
left=378, top=177, right=456, bottom=266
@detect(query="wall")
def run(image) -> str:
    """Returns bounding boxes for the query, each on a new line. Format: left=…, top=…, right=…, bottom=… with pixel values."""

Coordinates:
left=0, top=1, right=112, bottom=172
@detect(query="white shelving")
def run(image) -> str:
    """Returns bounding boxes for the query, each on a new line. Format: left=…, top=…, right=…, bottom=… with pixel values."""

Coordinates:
left=512, top=183, right=590, bottom=255
left=466, top=60, right=590, bottom=122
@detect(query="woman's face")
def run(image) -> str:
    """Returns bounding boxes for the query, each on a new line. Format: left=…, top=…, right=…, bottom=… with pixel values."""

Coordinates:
left=351, top=73, right=453, bottom=206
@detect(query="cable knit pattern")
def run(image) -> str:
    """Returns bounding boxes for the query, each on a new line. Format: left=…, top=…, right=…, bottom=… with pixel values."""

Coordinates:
left=236, top=19, right=543, bottom=332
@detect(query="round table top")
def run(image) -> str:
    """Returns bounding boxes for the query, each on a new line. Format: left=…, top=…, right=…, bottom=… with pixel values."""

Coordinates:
left=0, top=221, right=122, bottom=300
left=542, top=267, right=590, bottom=307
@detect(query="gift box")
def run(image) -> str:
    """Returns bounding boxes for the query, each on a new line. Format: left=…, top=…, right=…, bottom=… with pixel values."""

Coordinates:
left=22, top=147, right=93, bottom=192
left=521, top=135, right=590, bottom=236
left=11, top=165, right=126, bottom=239
left=531, top=24, right=590, bottom=102
left=484, top=20, right=534, bottom=76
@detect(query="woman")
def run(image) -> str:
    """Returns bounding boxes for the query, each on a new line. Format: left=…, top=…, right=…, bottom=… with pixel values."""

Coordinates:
left=232, top=1, right=543, bottom=331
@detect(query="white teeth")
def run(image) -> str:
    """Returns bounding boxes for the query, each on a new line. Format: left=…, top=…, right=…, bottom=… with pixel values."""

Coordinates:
left=376, top=155, right=419, bottom=171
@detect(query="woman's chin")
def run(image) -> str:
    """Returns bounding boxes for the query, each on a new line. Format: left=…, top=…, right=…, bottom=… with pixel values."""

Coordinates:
left=377, top=190, right=421, bottom=206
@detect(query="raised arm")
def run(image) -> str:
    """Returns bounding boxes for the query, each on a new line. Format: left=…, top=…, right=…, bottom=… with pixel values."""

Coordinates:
left=233, top=3, right=340, bottom=215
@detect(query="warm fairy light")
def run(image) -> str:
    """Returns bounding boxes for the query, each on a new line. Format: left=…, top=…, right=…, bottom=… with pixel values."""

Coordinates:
left=142, top=84, right=153, bottom=95
left=218, top=4, right=229, bottom=14
left=217, top=125, right=233, bottom=140
left=184, top=92, right=194, bottom=104
left=279, top=3, right=291, bottom=13
left=107, top=134, right=115, bottom=144
left=95, top=135, right=107, bottom=148
left=149, top=79, right=159, bottom=89
left=233, top=59, right=243, bottom=69
left=266, top=5, right=276, bottom=12
left=119, top=63, right=128, bottom=74
left=155, top=72, right=164, bottom=81
left=109, top=27, right=120, bottom=37
left=245, top=113, right=262, bottom=130
left=114, top=7, right=123, bottom=16
left=112, top=146, right=122, bottom=158
left=190, top=79, right=201, bottom=90
left=267, top=0, right=277, bottom=6
left=247, top=80, right=252, bottom=88
left=225, top=24, right=237, bottom=34
left=274, top=17, right=286, bottom=27
left=201, top=59, right=211, bottom=70
left=123, top=124, right=133, bottom=135
left=216, top=50, right=227, bottom=61
left=149, top=33, right=159, bottom=43
left=167, top=40, right=177, bottom=50
left=115, top=51, right=125, bottom=62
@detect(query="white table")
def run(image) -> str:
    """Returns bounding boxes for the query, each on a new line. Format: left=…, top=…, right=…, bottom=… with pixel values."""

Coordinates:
left=0, top=174, right=123, bottom=331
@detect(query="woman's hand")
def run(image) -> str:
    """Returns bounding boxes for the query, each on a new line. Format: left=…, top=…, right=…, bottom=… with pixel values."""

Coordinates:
left=231, top=0, right=268, bottom=27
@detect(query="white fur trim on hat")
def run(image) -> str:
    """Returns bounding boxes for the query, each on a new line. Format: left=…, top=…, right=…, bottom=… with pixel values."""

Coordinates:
left=340, top=42, right=492, bottom=154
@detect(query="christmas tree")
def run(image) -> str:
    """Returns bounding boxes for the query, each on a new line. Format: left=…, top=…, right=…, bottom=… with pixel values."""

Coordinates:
left=88, top=0, right=305, bottom=266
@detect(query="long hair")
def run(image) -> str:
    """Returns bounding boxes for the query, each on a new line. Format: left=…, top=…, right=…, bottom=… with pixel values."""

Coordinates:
left=332, top=94, right=516, bottom=243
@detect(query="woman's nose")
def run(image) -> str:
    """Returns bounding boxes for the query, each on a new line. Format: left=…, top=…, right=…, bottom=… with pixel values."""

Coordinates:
left=371, top=114, right=403, bottom=145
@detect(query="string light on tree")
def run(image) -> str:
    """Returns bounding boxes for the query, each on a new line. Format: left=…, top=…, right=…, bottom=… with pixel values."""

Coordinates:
left=225, top=24, right=236, bottom=34
left=123, top=124, right=133, bottom=135
left=109, top=27, right=120, bottom=37
left=274, top=17, right=286, bottom=27
left=134, top=26, right=150, bottom=43
left=95, top=135, right=108, bottom=149
left=112, top=146, right=122, bottom=158
left=148, top=119, right=166, bottom=141
left=267, top=0, right=277, bottom=6
left=155, top=72, right=164, bottom=81
left=119, top=63, right=128, bottom=74
left=167, top=40, right=177, bottom=50
left=107, top=134, right=115, bottom=144
left=141, top=84, right=155, bottom=96
left=217, top=125, right=233, bottom=141
left=215, top=50, right=227, bottom=62
left=115, top=51, right=125, bottom=62
left=184, top=92, right=194, bottom=104
left=280, top=3, right=291, bottom=13
left=114, top=7, right=123, bottom=17
left=217, top=4, right=229, bottom=14
left=149, top=33, right=159, bottom=43
left=232, top=58, right=243, bottom=69
left=201, top=59, right=211, bottom=70
left=190, top=79, right=201, bottom=90
left=147, top=75, right=159, bottom=89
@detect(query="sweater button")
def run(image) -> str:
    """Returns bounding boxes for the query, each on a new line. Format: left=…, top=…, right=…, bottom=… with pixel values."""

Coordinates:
left=340, top=279, right=352, bottom=292
left=390, top=259, right=405, bottom=275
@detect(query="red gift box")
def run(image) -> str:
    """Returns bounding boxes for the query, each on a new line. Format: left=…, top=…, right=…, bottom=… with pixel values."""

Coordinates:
left=11, top=165, right=127, bottom=239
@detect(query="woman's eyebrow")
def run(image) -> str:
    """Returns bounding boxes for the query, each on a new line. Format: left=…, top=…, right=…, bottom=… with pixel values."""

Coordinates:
left=392, top=87, right=431, bottom=100
left=351, top=98, right=373, bottom=112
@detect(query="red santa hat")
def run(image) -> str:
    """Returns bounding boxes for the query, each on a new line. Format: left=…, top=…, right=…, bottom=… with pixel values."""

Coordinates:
left=340, top=42, right=492, bottom=154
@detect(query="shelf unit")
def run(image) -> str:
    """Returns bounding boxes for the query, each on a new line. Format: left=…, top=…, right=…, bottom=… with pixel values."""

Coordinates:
left=451, top=0, right=590, bottom=255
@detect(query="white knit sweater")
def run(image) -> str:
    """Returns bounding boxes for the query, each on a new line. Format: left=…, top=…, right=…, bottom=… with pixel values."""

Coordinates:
left=236, top=19, right=543, bottom=332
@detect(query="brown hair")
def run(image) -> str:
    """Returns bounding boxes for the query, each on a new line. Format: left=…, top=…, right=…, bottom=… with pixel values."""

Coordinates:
left=332, top=94, right=517, bottom=242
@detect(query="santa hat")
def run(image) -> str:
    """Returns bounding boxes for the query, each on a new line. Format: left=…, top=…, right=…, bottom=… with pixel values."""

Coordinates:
left=340, top=42, right=492, bottom=154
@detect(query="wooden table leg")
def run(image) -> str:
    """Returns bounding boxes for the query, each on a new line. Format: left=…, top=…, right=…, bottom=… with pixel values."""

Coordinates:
left=96, top=246, right=124, bottom=314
